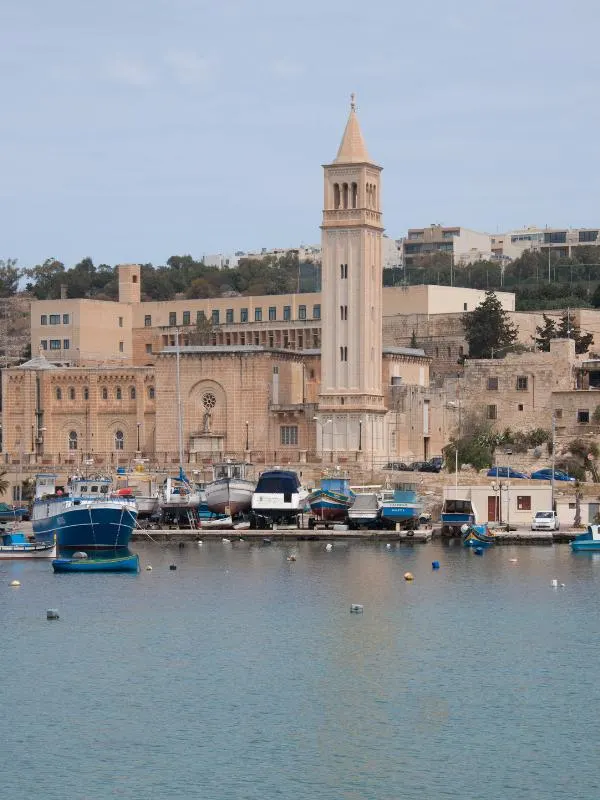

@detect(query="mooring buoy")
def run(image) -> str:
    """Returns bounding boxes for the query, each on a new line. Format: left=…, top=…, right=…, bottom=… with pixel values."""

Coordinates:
left=46, top=609, right=59, bottom=620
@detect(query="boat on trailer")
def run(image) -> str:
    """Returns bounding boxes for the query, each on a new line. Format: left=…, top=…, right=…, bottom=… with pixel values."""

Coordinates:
left=204, top=461, right=255, bottom=517
left=307, top=475, right=355, bottom=524
left=251, top=469, right=308, bottom=527
left=379, top=484, right=423, bottom=530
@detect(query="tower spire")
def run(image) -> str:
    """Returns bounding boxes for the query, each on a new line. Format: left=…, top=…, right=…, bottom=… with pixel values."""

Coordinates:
left=334, top=96, right=371, bottom=164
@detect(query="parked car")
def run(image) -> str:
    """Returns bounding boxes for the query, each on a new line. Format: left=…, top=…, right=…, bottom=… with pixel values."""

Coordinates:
left=486, top=467, right=528, bottom=479
left=530, top=468, right=575, bottom=482
left=413, top=460, right=442, bottom=473
left=531, top=510, right=560, bottom=531
left=383, top=462, right=413, bottom=471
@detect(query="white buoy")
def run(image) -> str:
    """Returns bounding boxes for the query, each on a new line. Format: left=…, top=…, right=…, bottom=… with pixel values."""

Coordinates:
left=325, top=543, right=333, bottom=551
left=222, top=538, right=231, bottom=544
left=145, top=565, right=153, bottom=571
left=560, top=583, right=566, bottom=587
left=197, top=540, right=203, bottom=546
left=350, top=604, right=364, bottom=613
left=509, top=558, right=518, bottom=563
left=551, top=578, right=559, bottom=587
left=386, top=543, right=391, bottom=549
left=10, top=580, right=20, bottom=587
left=46, top=609, right=59, bottom=620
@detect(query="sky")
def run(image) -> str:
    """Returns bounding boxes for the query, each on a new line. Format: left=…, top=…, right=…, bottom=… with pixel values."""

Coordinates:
left=1, top=0, right=600, bottom=269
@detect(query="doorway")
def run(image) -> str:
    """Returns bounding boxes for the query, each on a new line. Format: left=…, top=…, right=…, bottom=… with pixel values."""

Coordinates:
left=487, top=495, right=499, bottom=522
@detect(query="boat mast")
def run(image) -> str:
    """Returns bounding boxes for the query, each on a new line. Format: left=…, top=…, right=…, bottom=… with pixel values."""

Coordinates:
left=175, top=327, right=184, bottom=468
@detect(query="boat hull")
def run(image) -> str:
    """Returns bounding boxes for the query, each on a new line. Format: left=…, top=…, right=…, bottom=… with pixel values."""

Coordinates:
left=33, top=503, right=137, bottom=550
left=205, top=478, right=254, bottom=516
left=380, top=503, right=422, bottom=528
left=463, top=526, right=495, bottom=547
left=52, top=553, right=140, bottom=572
left=571, top=541, right=600, bottom=551
left=308, top=489, right=353, bottom=522
left=0, top=542, right=56, bottom=559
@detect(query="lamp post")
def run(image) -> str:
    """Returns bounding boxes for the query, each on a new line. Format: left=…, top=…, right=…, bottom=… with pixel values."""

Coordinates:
left=136, top=422, right=141, bottom=453
left=313, top=416, right=332, bottom=462
left=358, top=418, right=363, bottom=452
left=245, top=420, right=249, bottom=452
left=506, top=448, right=512, bottom=531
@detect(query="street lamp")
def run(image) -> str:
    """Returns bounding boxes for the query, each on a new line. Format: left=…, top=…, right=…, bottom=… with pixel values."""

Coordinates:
left=136, top=422, right=141, bottom=452
left=505, top=448, right=513, bottom=531
left=313, top=416, right=333, bottom=461
left=245, top=420, right=249, bottom=451
left=358, top=418, right=363, bottom=451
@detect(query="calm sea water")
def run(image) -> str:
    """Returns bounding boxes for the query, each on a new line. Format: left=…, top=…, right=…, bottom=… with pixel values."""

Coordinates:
left=2, top=540, right=600, bottom=800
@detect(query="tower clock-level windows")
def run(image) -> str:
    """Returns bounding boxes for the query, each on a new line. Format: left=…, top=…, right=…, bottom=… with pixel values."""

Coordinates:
left=340, top=346, right=348, bottom=361
left=333, top=183, right=340, bottom=209
left=351, top=182, right=358, bottom=208
left=342, top=182, right=348, bottom=209
left=340, top=305, right=348, bottom=321
left=340, top=263, right=348, bottom=279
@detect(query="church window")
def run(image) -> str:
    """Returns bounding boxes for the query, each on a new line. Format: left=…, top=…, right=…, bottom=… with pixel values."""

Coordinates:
left=148, top=386, right=155, bottom=400
left=84, top=387, right=89, bottom=400
left=342, top=183, right=349, bottom=209
left=56, top=387, right=62, bottom=400
left=269, top=306, right=277, bottom=321
left=298, top=305, right=306, bottom=320
left=68, top=431, right=78, bottom=450
left=169, top=312, right=177, bottom=326
left=312, top=304, right=321, bottom=320
left=340, top=346, right=348, bottom=362
left=145, top=344, right=152, bottom=354
left=255, top=308, right=262, bottom=322
left=273, top=366, right=279, bottom=374
left=202, top=392, right=216, bottom=410
left=340, top=263, right=348, bottom=279
left=130, top=386, right=136, bottom=400
left=283, top=306, right=291, bottom=321
left=351, top=182, right=358, bottom=208
left=116, top=386, right=122, bottom=400
left=240, top=308, right=248, bottom=323
left=69, top=387, right=75, bottom=400
left=119, top=341, right=124, bottom=352
left=280, top=425, right=298, bottom=446
left=340, top=305, right=347, bottom=321
left=114, top=430, right=124, bottom=450
left=102, top=387, right=108, bottom=400
left=333, top=183, right=340, bottom=209
left=144, top=315, right=152, bottom=326
left=211, top=310, right=220, bottom=325
left=182, top=311, right=191, bottom=326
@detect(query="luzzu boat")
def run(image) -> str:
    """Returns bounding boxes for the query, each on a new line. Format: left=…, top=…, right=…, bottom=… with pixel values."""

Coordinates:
left=0, top=531, right=56, bottom=559
left=571, top=525, right=600, bottom=552
left=52, top=551, right=140, bottom=573
left=379, top=485, right=423, bottom=530
left=307, top=476, right=355, bottom=523
left=462, top=523, right=495, bottom=547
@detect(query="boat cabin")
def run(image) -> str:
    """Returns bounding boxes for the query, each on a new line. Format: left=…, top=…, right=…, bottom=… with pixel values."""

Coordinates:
left=68, top=478, right=112, bottom=499
left=34, top=473, right=58, bottom=500
left=1, top=531, right=28, bottom=546
left=212, top=461, right=250, bottom=481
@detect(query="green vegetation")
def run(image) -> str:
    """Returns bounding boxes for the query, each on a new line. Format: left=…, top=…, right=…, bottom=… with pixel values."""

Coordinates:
left=534, top=312, right=594, bottom=354
left=462, top=291, right=518, bottom=359
left=558, top=439, right=600, bottom=483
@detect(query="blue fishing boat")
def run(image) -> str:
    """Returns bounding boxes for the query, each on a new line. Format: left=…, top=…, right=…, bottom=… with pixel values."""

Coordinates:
left=0, top=531, right=56, bottom=559
left=32, top=474, right=137, bottom=550
left=462, top=523, right=495, bottom=547
left=441, top=497, right=478, bottom=535
left=52, top=551, right=140, bottom=573
left=571, top=525, right=600, bottom=552
left=307, top=476, right=355, bottom=523
left=379, top=485, right=423, bottom=530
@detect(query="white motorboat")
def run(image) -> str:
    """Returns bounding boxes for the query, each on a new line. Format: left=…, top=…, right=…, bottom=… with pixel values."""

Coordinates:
left=251, top=469, right=309, bottom=526
left=204, top=461, right=255, bottom=516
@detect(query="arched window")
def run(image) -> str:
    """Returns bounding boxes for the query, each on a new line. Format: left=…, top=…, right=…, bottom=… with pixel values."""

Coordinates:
left=351, top=182, right=358, bottom=208
left=84, top=387, right=89, bottom=401
left=130, top=386, right=136, bottom=400
left=101, top=387, right=108, bottom=400
left=333, top=183, right=340, bottom=209
left=114, top=430, right=124, bottom=450
left=69, top=387, right=75, bottom=400
left=116, top=386, right=122, bottom=400
left=56, top=387, right=62, bottom=400
left=342, top=183, right=348, bottom=209
left=68, top=431, right=78, bottom=450
left=148, top=386, right=155, bottom=400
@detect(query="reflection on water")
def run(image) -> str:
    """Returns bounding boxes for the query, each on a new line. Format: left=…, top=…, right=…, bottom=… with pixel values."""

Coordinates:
left=2, top=540, right=600, bottom=799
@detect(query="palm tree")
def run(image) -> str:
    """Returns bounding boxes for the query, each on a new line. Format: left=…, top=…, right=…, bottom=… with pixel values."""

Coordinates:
left=0, top=470, right=9, bottom=497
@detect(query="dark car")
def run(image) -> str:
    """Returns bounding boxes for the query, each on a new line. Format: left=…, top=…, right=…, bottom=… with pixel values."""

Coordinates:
left=530, top=468, right=575, bottom=482
left=486, top=466, right=528, bottom=479
left=414, top=460, right=441, bottom=473
left=383, top=462, right=412, bottom=471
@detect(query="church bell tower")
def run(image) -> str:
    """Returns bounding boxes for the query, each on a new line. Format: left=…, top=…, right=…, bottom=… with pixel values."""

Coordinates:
left=316, top=96, right=386, bottom=460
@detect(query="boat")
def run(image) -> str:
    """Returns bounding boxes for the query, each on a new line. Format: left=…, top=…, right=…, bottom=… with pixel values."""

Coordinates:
left=204, top=461, right=255, bottom=517
left=251, top=469, right=309, bottom=527
left=571, top=525, right=600, bottom=551
left=199, top=515, right=233, bottom=529
left=307, top=475, right=355, bottom=523
left=0, top=530, right=56, bottom=559
left=31, top=473, right=138, bottom=551
left=0, top=502, right=29, bottom=522
left=52, top=551, right=140, bottom=573
left=347, top=492, right=380, bottom=529
left=462, top=523, right=495, bottom=547
left=379, top=484, right=423, bottom=530
left=441, top=497, right=478, bottom=536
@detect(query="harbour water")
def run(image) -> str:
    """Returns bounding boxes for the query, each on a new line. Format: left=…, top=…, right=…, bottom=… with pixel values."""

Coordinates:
left=2, top=540, right=600, bottom=799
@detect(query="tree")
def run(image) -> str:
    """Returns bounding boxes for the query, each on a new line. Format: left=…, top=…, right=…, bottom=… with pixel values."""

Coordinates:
left=410, top=330, right=419, bottom=349
left=534, top=314, right=557, bottom=351
left=591, top=283, right=600, bottom=309
left=0, top=470, right=9, bottom=497
left=462, top=290, right=518, bottom=359
left=0, top=259, right=21, bottom=296
left=556, top=312, right=594, bottom=354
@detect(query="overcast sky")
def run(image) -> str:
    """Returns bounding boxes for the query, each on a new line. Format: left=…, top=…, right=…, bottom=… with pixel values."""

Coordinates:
left=1, top=0, right=599, bottom=268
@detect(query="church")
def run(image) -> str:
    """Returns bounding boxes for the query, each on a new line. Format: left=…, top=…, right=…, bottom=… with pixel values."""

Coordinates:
left=2, top=101, right=447, bottom=475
